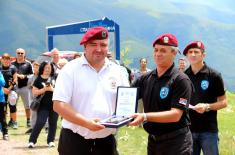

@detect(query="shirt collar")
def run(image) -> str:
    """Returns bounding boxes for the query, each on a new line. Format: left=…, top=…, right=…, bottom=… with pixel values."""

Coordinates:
left=80, top=54, right=112, bottom=68
left=187, top=62, right=208, bottom=75
left=153, top=63, right=176, bottom=79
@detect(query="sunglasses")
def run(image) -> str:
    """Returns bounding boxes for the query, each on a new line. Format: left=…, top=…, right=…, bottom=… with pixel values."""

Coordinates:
left=17, top=52, right=24, bottom=55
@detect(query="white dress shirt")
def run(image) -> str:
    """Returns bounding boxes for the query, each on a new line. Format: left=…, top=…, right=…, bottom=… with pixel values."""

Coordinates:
left=53, top=55, right=129, bottom=139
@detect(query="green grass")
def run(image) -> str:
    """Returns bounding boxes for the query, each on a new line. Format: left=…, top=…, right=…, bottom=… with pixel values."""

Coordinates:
left=118, top=126, right=147, bottom=155
left=218, top=92, right=235, bottom=155
left=3, top=92, right=235, bottom=155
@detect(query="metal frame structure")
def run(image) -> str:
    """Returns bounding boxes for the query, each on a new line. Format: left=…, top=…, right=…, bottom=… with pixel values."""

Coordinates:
left=46, top=17, right=120, bottom=60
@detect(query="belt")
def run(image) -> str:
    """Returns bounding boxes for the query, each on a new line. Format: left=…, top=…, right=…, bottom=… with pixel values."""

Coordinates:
left=150, top=126, right=189, bottom=142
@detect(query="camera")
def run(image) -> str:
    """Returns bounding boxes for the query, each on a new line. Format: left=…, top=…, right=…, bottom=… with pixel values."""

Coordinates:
left=45, top=81, right=51, bottom=86
left=45, top=78, right=55, bottom=87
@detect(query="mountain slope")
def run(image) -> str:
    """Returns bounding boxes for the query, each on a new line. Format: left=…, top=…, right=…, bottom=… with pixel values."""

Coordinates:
left=0, top=0, right=235, bottom=91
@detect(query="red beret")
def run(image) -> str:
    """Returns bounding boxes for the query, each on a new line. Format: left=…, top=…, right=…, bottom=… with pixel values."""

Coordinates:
left=183, top=41, right=205, bottom=55
left=153, top=33, right=178, bottom=47
left=80, top=27, right=109, bottom=45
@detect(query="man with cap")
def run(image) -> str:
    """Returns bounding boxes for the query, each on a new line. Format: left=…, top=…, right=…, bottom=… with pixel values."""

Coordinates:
left=129, top=33, right=193, bottom=155
left=53, top=26, right=129, bottom=155
left=183, top=41, right=227, bottom=155
left=0, top=53, right=18, bottom=131
left=1, top=53, right=18, bottom=139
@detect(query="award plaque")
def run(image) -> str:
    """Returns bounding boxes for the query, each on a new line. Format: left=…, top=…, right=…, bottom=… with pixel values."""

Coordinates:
left=100, top=86, right=138, bottom=128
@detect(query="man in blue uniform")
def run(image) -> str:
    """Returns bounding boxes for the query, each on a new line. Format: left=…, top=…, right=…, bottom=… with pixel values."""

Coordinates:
left=184, top=41, right=227, bottom=155
left=130, top=33, right=193, bottom=155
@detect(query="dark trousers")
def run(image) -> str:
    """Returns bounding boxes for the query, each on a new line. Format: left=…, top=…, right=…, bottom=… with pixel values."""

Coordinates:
left=8, top=103, right=17, bottom=113
left=148, top=127, right=192, bottom=155
left=0, top=103, right=8, bottom=135
left=192, top=132, right=219, bottom=155
left=58, top=128, right=119, bottom=155
left=29, top=109, right=58, bottom=144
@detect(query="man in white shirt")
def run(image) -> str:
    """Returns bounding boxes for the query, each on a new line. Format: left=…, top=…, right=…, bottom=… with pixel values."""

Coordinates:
left=53, top=26, right=129, bottom=155
left=50, top=48, right=61, bottom=78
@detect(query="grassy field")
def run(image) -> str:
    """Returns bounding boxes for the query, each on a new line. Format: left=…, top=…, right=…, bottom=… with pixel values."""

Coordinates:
left=217, top=92, right=235, bottom=155
left=1, top=92, right=235, bottom=155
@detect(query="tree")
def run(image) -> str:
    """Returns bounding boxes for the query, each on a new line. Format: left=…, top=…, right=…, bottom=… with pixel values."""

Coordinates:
left=120, top=47, right=132, bottom=66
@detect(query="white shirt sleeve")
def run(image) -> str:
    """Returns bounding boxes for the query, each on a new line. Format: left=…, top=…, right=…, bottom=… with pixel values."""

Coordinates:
left=52, top=65, right=73, bottom=104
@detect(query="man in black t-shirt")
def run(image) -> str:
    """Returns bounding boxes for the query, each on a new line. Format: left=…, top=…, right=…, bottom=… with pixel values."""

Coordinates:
left=130, top=34, right=193, bottom=155
left=12, top=48, right=33, bottom=128
left=184, top=41, right=227, bottom=155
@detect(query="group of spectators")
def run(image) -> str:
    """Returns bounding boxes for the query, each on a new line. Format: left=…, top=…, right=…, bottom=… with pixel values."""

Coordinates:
left=0, top=26, right=227, bottom=155
left=0, top=48, right=76, bottom=147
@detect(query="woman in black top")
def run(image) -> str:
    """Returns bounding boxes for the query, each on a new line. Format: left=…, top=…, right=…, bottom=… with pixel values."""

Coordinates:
left=28, top=61, right=58, bottom=148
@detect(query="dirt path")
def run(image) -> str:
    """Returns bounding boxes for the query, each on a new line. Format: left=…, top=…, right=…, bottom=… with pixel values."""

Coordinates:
left=0, top=103, right=58, bottom=155
left=0, top=124, right=58, bottom=155
left=0, top=139, right=57, bottom=155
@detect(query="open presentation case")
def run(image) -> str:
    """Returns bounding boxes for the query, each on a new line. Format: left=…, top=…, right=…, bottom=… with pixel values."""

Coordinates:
left=100, top=86, right=138, bottom=128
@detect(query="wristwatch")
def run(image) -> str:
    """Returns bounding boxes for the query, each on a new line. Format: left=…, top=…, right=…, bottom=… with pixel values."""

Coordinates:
left=143, top=113, right=147, bottom=122
left=205, top=103, right=211, bottom=112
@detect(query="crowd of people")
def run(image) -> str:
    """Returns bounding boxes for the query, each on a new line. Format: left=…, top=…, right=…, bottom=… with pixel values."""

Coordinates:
left=0, top=48, right=72, bottom=145
left=0, top=26, right=227, bottom=155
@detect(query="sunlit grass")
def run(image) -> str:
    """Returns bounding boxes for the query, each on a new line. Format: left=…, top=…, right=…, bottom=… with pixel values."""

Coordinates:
left=218, top=91, right=235, bottom=155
